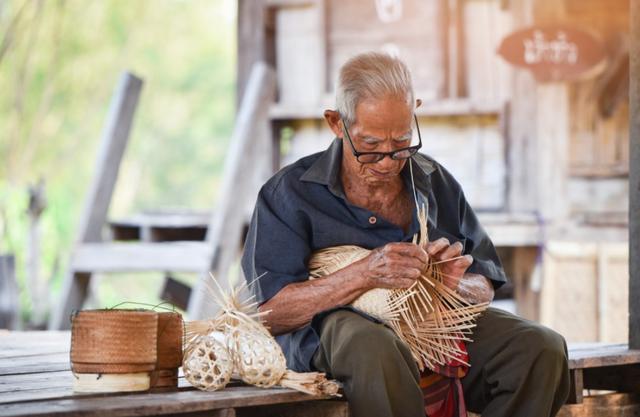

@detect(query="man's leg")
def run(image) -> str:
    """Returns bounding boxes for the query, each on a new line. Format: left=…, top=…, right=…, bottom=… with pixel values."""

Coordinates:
left=461, top=307, right=570, bottom=417
left=312, top=309, right=425, bottom=417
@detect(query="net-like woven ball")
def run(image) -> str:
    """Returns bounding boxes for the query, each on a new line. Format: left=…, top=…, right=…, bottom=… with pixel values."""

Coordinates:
left=232, top=326, right=286, bottom=388
left=183, top=333, right=232, bottom=391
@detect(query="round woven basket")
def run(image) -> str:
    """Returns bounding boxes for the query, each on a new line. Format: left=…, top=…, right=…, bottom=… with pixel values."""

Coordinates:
left=150, top=369, right=179, bottom=388
left=155, top=311, right=183, bottom=369
left=70, top=309, right=158, bottom=374
left=150, top=311, right=183, bottom=388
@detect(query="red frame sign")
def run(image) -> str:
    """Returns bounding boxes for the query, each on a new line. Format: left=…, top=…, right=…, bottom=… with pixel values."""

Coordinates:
left=497, top=25, right=607, bottom=82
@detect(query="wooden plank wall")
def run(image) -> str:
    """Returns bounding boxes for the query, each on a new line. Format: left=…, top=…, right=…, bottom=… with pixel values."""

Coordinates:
left=540, top=241, right=629, bottom=343
left=462, top=0, right=513, bottom=104
left=419, top=116, right=506, bottom=209
left=275, top=0, right=513, bottom=211
left=630, top=0, right=639, bottom=350
left=276, top=3, right=325, bottom=106
left=326, top=1, right=445, bottom=101
left=565, top=0, right=630, bottom=177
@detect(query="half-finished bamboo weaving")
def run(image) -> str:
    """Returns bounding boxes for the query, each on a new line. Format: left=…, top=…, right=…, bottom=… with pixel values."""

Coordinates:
left=308, top=205, right=489, bottom=371
left=184, top=277, right=340, bottom=396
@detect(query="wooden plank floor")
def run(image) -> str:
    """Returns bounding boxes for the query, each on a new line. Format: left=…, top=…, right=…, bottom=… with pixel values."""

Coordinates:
left=1, top=331, right=639, bottom=416
left=0, top=331, right=345, bottom=417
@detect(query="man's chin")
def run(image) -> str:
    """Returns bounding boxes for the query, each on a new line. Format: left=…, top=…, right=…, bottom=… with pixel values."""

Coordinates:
left=363, top=174, right=400, bottom=185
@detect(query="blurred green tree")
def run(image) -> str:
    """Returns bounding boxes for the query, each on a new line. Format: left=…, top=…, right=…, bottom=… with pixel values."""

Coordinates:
left=0, top=0, right=237, bottom=325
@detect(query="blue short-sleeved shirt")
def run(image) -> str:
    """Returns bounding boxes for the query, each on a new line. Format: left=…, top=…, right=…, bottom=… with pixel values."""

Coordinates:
left=241, top=138, right=507, bottom=372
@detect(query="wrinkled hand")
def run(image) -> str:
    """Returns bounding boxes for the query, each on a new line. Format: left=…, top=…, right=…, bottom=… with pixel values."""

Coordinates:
left=426, top=238, right=473, bottom=290
left=359, top=242, right=428, bottom=290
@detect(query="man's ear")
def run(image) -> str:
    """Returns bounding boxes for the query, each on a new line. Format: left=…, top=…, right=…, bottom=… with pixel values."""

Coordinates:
left=324, top=110, right=344, bottom=138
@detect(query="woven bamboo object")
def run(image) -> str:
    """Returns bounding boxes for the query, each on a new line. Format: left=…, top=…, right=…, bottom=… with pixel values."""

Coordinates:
left=150, top=311, right=183, bottom=388
left=183, top=331, right=233, bottom=391
left=71, top=309, right=185, bottom=392
left=70, top=310, right=158, bottom=374
left=184, top=277, right=340, bottom=396
left=308, top=205, right=489, bottom=371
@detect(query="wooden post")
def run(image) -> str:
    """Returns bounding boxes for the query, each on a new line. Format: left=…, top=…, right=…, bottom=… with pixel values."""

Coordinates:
left=533, top=2, right=570, bottom=223
left=26, top=179, right=46, bottom=326
left=187, top=63, right=276, bottom=320
left=629, top=0, right=639, bottom=349
left=237, top=0, right=267, bottom=106
left=49, top=72, right=143, bottom=330
left=0, top=254, right=19, bottom=330
left=507, top=0, right=538, bottom=213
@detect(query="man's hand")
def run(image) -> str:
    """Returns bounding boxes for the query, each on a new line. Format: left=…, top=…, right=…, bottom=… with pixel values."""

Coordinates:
left=359, top=242, right=428, bottom=290
left=426, top=237, right=473, bottom=290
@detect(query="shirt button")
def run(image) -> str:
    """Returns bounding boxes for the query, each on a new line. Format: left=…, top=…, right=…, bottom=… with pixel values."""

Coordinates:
left=368, top=216, right=377, bottom=224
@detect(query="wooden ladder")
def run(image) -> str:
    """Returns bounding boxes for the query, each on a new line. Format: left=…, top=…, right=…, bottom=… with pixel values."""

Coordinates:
left=50, top=63, right=276, bottom=329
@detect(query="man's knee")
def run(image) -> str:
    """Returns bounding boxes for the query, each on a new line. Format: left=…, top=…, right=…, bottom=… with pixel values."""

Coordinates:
left=521, top=324, right=567, bottom=364
left=319, top=310, right=416, bottom=376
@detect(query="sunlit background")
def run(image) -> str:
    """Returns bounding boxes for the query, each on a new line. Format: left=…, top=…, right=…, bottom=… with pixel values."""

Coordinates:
left=0, top=0, right=632, bottom=348
left=0, top=0, right=237, bottom=323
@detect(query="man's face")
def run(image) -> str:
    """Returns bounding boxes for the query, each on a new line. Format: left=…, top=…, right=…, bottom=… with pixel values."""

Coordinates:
left=341, top=96, right=414, bottom=185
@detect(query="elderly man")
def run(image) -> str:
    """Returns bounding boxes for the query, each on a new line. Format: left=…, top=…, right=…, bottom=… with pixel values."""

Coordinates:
left=242, top=52, right=569, bottom=417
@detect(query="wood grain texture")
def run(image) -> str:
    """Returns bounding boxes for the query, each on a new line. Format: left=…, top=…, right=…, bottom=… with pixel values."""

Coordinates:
left=630, top=0, right=640, bottom=350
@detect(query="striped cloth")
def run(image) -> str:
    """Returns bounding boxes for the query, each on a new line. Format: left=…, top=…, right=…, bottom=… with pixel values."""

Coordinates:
left=419, top=341, right=469, bottom=417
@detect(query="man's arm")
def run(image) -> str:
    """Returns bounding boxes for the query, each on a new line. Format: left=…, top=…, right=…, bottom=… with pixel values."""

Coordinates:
left=260, top=242, right=428, bottom=335
left=456, top=272, right=495, bottom=304
left=259, top=263, right=368, bottom=335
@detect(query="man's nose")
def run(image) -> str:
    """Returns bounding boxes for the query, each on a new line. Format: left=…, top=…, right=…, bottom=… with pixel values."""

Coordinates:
left=376, top=153, right=399, bottom=170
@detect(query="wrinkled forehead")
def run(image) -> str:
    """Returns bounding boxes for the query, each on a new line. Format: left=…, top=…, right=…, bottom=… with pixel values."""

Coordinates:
left=350, top=96, right=414, bottom=134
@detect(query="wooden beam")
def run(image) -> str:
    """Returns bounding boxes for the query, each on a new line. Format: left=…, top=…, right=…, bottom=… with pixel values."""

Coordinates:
left=49, top=72, right=143, bottom=330
left=583, top=364, right=640, bottom=393
left=77, top=72, right=143, bottom=244
left=70, top=243, right=212, bottom=273
left=0, top=255, right=19, bottom=330
left=237, top=0, right=266, bottom=106
left=631, top=0, right=640, bottom=350
left=566, top=369, right=584, bottom=404
left=568, top=343, right=640, bottom=369
left=557, top=393, right=640, bottom=417
left=187, top=63, right=276, bottom=320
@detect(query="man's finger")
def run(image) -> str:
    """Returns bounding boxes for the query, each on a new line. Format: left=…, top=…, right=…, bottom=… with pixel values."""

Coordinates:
left=384, top=255, right=425, bottom=271
left=426, top=238, right=450, bottom=256
left=451, top=254, right=473, bottom=268
left=385, top=242, right=428, bottom=264
left=438, top=241, right=464, bottom=261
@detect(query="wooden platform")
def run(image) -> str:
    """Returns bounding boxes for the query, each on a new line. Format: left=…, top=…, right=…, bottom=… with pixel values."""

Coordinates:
left=0, top=331, right=346, bottom=417
left=1, top=332, right=639, bottom=417
left=565, top=343, right=640, bottom=406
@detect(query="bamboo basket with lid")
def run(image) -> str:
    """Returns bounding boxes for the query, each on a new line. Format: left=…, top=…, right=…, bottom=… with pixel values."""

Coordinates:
left=70, top=309, right=159, bottom=392
left=150, top=311, right=183, bottom=388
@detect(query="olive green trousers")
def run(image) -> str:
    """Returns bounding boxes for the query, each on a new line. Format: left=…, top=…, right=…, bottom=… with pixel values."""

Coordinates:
left=311, top=307, right=570, bottom=417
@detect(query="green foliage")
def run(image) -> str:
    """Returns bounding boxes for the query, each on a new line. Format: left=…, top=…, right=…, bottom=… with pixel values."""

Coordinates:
left=0, top=0, right=237, bottom=324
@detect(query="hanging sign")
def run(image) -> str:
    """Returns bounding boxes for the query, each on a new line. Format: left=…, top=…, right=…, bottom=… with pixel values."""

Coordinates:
left=497, top=25, right=607, bottom=82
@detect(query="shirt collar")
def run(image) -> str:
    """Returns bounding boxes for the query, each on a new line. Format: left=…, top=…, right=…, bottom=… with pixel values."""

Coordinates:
left=300, top=137, right=436, bottom=197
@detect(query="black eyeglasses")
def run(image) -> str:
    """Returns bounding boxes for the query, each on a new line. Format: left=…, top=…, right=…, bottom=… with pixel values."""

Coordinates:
left=341, top=114, right=422, bottom=164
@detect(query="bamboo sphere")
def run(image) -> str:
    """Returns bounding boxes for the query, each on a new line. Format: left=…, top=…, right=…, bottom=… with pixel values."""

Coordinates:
left=229, top=322, right=287, bottom=388
left=182, top=332, right=233, bottom=391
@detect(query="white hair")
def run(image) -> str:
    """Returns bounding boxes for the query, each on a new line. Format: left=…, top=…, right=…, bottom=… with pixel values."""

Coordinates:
left=335, top=52, right=414, bottom=126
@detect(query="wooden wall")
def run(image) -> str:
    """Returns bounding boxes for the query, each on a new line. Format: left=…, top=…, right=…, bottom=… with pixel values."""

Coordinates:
left=239, top=0, right=631, bottom=339
left=271, top=0, right=514, bottom=211
left=541, top=241, right=629, bottom=343
left=564, top=0, right=630, bottom=227
left=326, top=1, right=445, bottom=100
